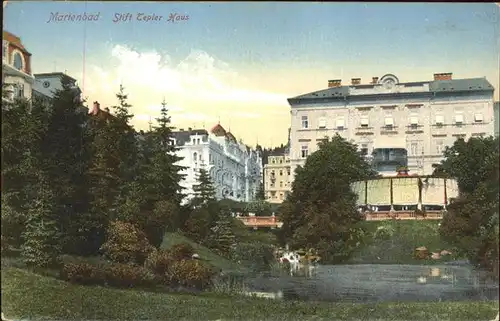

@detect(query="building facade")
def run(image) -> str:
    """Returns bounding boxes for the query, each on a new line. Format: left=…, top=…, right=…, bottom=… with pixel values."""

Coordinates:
left=288, top=73, right=495, bottom=179
left=263, top=154, right=292, bottom=203
left=2, top=31, right=35, bottom=102
left=172, top=124, right=262, bottom=203
left=32, top=72, right=79, bottom=100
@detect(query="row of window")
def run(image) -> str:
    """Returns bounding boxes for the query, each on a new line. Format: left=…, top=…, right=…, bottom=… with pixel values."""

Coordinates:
left=267, top=168, right=291, bottom=176
left=300, top=113, right=485, bottom=130
left=267, top=180, right=290, bottom=188
left=298, top=140, right=453, bottom=159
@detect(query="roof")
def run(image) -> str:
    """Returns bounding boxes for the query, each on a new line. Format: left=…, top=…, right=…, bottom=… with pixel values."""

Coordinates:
left=210, top=123, right=227, bottom=137
left=35, top=72, right=77, bottom=84
left=3, top=31, right=31, bottom=55
left=172, top=129, right=209, bottom=146
left=288, top=76, right=494, bottom=105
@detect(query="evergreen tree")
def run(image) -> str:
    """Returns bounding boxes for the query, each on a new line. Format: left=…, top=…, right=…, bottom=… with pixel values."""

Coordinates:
left=207, top=209, right=236, bottom=257
left=85, top=109, right=122, bottom=254
left=146, top=99, right=185, bottom=203
left=110, top=85, right=139, bottom=186
left=191, top=168, right=216, bottom=206
left=256, top=182, right=266, bottom=200
left=21, top=177, right=62, bottom=268
left=2, top=96, right=49, bottom=248
left=39, top=76, right=92, bottom=255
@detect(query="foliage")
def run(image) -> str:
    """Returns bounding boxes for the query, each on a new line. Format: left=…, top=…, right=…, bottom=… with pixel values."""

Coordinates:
left=165, top=259, right=215, bottom=290
left=206, top=211, right=237, bottom=257
left=279, top=135, right=377, bottom=263
left=183, top=207, right=214, bottom=244
left=191, top=168, right=217, bottom=206
left=144, top=249, right=175, bottom=275
left=433, top=136, right=499, bottom=195
left=256, top=182, right=266, bottom=200
left=20, top=179, right=62, bottom=268
left=244, top=200, right=272, bottom=216
left=373, top=224, right=396, bottom=241
left=60, top=262, right=157, bottom=288
left=436, top=136, right=499, bottom=275
left=100, top=221, right=155, bottom=265
left=169, top=243, right=196, bottom=261
left=230, top=242, right=275, bottom=271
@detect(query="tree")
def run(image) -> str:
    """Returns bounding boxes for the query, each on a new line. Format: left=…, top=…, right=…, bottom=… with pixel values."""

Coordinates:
left=191, top=168, right=216, bottom=206
left=279, top=135, right=378, bottom=263
left=256, top=182, right=266, bottom=200
left=437, top=136, right=499, bottom=275
left=21, top=178, right=62, bottom=268
left=2, top=96, right=49, bottom=249
left=39, top=76, right=92, bottom=255
left=110, top=85, right=141, bottom=198
left=433, top=136, right=499, bottom=195
left=145, top=99, right=185, bottom=204
left=207, top=209, right=236, bottom=257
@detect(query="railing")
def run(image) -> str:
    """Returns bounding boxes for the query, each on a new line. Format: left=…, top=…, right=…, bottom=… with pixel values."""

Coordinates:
left=237, top=216, right=283, bottom=228
left=237, top=211, right=443, bottom=228
left=365, top=211, right=443, bottom=221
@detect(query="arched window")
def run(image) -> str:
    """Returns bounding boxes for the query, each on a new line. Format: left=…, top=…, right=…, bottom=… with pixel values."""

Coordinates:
left=13, top=52, right=23, bottom=70
left=193, top=152, right=197, bottom=161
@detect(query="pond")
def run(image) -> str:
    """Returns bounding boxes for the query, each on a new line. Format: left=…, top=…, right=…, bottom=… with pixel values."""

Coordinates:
left=241, top=264, right=499, bottom=303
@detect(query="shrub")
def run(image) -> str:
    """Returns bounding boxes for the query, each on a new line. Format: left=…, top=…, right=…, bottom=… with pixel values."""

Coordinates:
left=169, top=243, right=195, bottom=261
left=60, top=263, right=106, bottom=285
left=230, top=242, right=275, bottom=271
left=104, top=263, right=157, bottom=288
left=166, top=259, right=215, bottom=290
left=100, top=221, right=155, bottom=265
left=144, top=248, right=175, bottom=275
left=60, top=262, right=158, bottom=289
left=373, top=225, right=395, bottom=241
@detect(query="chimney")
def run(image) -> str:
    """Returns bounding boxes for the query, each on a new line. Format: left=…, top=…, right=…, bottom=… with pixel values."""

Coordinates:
left=433, top=73, right=453, bottom=81
left=89, top=101, right=100, bottom=115
left=372, top=77, right=379, bottom=84
left=351, top=78, right=361, bottom=85
left=328, top=79, right=342, bottom=88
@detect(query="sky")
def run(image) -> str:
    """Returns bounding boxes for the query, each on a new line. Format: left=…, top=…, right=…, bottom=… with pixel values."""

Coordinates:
left=4, top=2, right=500, bottom=147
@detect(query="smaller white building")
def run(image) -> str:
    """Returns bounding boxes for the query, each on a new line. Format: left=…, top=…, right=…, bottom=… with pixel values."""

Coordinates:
left=32, top=72, right=79, bottom=100
left=172, top=124, right=263, bottom=203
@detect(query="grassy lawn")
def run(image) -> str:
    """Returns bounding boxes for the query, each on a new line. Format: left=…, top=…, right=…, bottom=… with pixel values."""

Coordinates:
left=348, top=220, right=466, bottom=265
left=161, top=232, right=248, bottom=273
left=2, top=267, right=498, bottom=321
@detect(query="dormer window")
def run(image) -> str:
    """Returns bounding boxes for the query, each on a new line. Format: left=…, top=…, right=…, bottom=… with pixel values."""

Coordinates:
left=12, top=51, right=24, bottom=71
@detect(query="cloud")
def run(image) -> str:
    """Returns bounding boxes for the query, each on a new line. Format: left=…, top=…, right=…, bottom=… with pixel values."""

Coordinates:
left=83, top=45, right=289, bottom=127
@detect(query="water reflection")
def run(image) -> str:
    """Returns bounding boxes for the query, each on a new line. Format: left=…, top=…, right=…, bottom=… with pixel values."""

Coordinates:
left=242, top=264, right=499, bottom=303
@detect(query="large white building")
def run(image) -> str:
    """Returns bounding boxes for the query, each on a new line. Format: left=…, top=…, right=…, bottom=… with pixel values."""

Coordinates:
left=2, top=31, right=35, bottom=102
left=288, top=73, right=496, bottom=178
left=172, top=124, right=263, bottom=203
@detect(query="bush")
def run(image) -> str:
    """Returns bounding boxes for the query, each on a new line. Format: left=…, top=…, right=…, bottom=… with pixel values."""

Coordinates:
left=60, top=262, right=158, bottom=289
left=230, top=242, right=275, bottom=271
left=104, top=263, right=157, bottom=288
left=100, top=221, right=155, bottom=265
left=144, top=249, right=175, bottom=275
left=169, top=243, right=195, bottom=261
left=166, top=259, right=215, bottom=290
left=60, top=263, right=105, bottom=286
left=373, top=225, right=395, bottom=241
